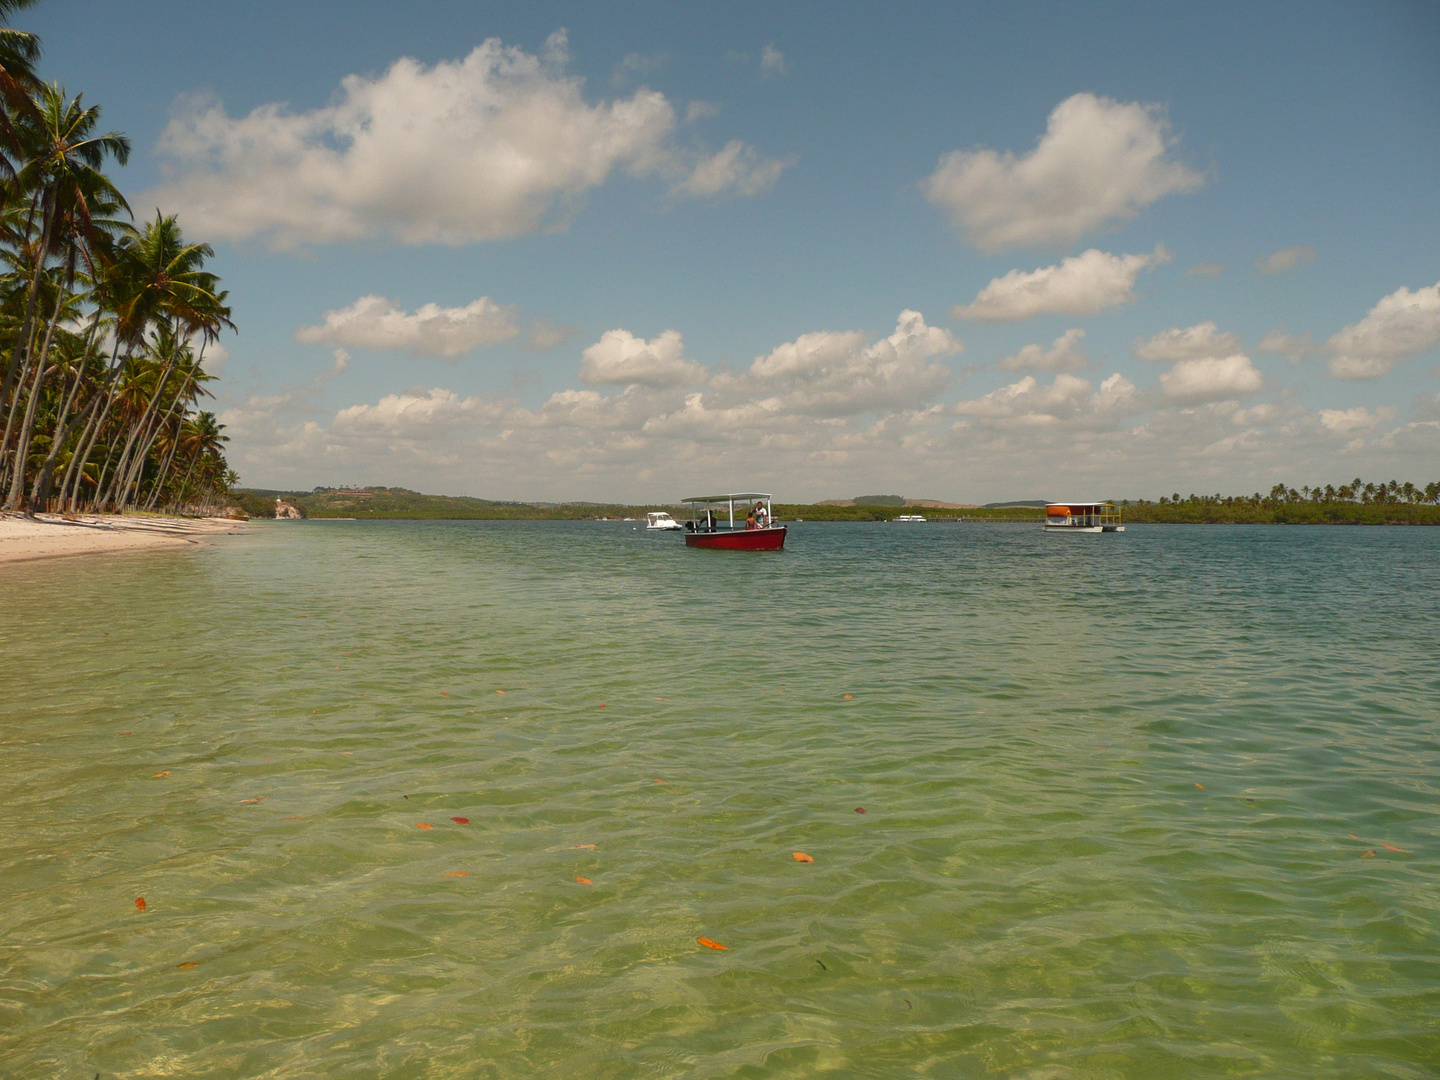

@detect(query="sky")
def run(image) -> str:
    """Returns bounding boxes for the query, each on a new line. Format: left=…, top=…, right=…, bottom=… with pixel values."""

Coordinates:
left=24, top=0, right=1440, bottom=502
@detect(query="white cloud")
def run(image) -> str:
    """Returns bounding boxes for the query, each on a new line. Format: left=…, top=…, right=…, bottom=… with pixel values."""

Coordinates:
left=1326, top=280, right=1440, bottom=380
left=579, top=329, right=705, bottom=388
left=145, top=32, right=785, bottom=248
left=1255, top=246, right=1317, bottom=275
left=1159, top=354, right=1263, bottom=403
left=741, top=309, right=960, bottom=416
left=953, top=371, right=1137, bottom=428
left=1133, top=321, right=1241, bottom=361
left=672, top=139, right=795, bottom=199
left=332, top=387, right=498, bottom=434
left=612, top=51, right=665, bottom=87
left=1186, top=262, right=1224, bottom=279
left=685, top=101, right=721, bottom=122
left=296, top=295, right=520, bottom=357
left=997, top=328, right=1088, bottom=372
left=760, top=44, right=788, bottom=76
left=1319, top=406, right=1395, bottom=435
left=921, top=92, right=1203, bottom=253
left=955, top=246, right=1171, bottom=321
left=1258, top=327, right=1319, bottom=363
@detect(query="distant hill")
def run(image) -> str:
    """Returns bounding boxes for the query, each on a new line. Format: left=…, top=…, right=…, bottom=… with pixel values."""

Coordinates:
left=985, top=500, right=1049, bottom=508
left=853, top=495, right=906, bottom=506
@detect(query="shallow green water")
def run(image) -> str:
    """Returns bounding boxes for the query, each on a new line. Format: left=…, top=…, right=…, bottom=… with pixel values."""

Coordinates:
left=2, top=520, right=1437, bottom=1078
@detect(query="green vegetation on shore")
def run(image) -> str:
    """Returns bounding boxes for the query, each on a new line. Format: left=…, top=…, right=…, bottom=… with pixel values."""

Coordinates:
left=1122, top=479, right=1440, bottom=525
left=235, top=477, right=1440, bottom=525
left=233, top=487, right=1045, bottom=522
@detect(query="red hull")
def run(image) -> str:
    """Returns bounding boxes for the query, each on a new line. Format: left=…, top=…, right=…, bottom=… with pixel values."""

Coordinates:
left=684, top=526, right=787, bottom=550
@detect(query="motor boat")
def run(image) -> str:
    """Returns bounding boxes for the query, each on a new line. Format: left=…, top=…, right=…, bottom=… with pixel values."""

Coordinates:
left=646, top=511, right=684, bottom=531
left=681, top=492, right=787, bottom=550
left=1044, top=502, right=1125, bottom=532
left=895, top=514, right=927, bottom=522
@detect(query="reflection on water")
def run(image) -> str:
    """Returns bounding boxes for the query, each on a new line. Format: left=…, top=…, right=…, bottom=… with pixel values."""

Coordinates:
left=1, top=520, right=1437, bottom=1077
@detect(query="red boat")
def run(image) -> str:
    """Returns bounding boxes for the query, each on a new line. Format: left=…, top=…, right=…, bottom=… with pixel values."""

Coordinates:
left=681, top=492, right=787, bottom=550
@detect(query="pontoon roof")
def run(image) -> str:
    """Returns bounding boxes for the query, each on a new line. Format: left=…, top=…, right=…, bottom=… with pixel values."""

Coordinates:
left=682, top=492, right=773, bottom=502
left=1046, top=501, right=1114, bottom=506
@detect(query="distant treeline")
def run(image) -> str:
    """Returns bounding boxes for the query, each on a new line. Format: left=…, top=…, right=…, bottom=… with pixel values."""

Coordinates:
left=231, top=488, right=1042, bottom=522
left=1122, top=479, right=1440, bottom=525
left=232, top=478, right=1440, bottom=525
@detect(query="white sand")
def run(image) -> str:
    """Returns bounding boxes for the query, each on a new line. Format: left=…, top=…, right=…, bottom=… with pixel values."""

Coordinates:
left=0, top=513, right=245, bottom=565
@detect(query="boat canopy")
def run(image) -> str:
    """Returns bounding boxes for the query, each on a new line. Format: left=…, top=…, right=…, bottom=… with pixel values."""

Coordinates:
left=682, top=492, right=773, bottom=504
left=681, top=492, right=775, bottom=532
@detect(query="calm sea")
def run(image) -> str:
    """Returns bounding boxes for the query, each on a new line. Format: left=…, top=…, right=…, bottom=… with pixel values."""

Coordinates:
left=2, top=520, right=1437, bottom=1078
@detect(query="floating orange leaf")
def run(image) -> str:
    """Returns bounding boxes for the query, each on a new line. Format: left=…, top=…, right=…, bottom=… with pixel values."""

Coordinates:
left=855, top=807, right=866, bottom=814
left=843, top=694, right=853, bottom=700
left=442, top=691, right=450, bottom=696
left=240, top=797, right=266, bottom=803
left=1381, top=843, right=1409, bottom=853
left=416, top=823, right=433, bottom=829
left=653, top=697, right=669, bottom=701
left=1361, top=849, right=1377, bottom=858
left=576, top=877, right=593, bottom=885
left=598, top=703, right=607, bottom=709
left=442, top=871, right=469, bottom=877
left=152, top=771, right=170, bottom=778
left=176, top=961, right=198, bottom=970
left=135, top=897, right=147, bottom=911
left=121, top=731, right=133, bottom=736
left=282, top=816, right=303, bottom=821
left=571, top=844, right=597, bottom=850
left=653, top=778, right=668, bottom=784
left=1196, top=783, right=1206, bottom=790
left=495, top=689, right=505, bottom=695
left=697, top=937, right=729, bottom=951
left=1348, top=833, right=1361, bottom=840
left=451, top=817, right=470, bottom=824
left=792, top=852, right=814, bottom=863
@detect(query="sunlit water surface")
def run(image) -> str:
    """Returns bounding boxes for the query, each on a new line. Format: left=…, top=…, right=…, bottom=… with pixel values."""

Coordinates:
left=2, top=520, right=1437, bottom=1078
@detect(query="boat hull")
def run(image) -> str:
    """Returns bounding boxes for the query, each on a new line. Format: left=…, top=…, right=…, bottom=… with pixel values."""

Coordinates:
left=684, top=526, right=787, bottom=550
left=1044, top=524, right=1125, bottom=533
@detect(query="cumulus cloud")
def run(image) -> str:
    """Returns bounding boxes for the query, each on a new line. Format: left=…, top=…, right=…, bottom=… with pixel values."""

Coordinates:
left=1159, top=354, right=1263, bottom=403
left=1319, top=406, right=1396, bottom=435
left=760, top=44, right=788, bottom=76
left=1258, top=327, right=1319, bottom=363
left=955, top=246, right=1171, bottom=322
left=1326, top=280, right=1440, bottom=380
left=145, top=32, right=786, bottom=248
left=997, top=328, right=1088, bottom=372
left=741, top=309, right=960, bottom=416
left=579, top=329, right=705, bottom=387
left=1255, top=246, right=1317, bottom=275
left=921, top=92, right=1203, bottom=253
left=333, top=387, right=499, bottom=434
left=1133, top=321, right=1241, bottom=362
left=953, top=371, right=1137, bottom=427
left=296, top=295, right=520, bottom=357
left=612, top=51, right=665, bottom=87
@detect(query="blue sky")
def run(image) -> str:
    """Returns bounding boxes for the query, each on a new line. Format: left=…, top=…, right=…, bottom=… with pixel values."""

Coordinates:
left=25, top=1, right=1440, bottom=501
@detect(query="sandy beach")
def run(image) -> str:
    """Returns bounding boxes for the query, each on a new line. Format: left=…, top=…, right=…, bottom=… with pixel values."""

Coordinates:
left=0, top=513, right=244, bottom=565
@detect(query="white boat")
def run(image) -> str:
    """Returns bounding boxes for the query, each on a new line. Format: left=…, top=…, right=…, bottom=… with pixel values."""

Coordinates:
left=1044, top=502, right=1125, bottom=532
left=645, top=511, right=684, bottom=531
left=895, top=514, right=927, bottom=522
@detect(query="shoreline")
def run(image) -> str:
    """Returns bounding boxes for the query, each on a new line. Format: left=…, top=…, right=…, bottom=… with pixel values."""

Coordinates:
left=0, top=513, right=245, bottom=566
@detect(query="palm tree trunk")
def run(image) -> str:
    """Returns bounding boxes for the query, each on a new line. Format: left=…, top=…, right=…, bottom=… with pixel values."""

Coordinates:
left=59, top=341, right=125, bottom=511
left=0, top=192, right=54, bottom=440
left=31, top=309, right=105, bottom=510
left=5, top=279, right=67, bottom=511
left=110, top=362, right=177, bottom=510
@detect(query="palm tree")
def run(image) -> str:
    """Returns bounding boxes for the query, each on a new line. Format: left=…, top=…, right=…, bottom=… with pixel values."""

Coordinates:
left=0, top=82, right=128, bottom=510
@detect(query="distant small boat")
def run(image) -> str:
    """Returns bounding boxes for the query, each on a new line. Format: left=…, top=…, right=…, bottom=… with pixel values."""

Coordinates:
left=645, top=511, right=683, bottom=531
left=681, top=492, right=787, bottom=550
left=895, top=514, right=927, bottom=522
left=1045, top=502, right=1125, bottom=533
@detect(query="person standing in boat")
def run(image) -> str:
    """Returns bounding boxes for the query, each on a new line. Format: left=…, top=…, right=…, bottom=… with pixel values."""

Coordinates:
left=753, top=501, right=768, bottom=528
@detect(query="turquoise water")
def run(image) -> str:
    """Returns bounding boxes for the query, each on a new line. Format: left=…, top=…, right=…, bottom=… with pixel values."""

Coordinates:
left=2, top=520, right=1437, bottom=1078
